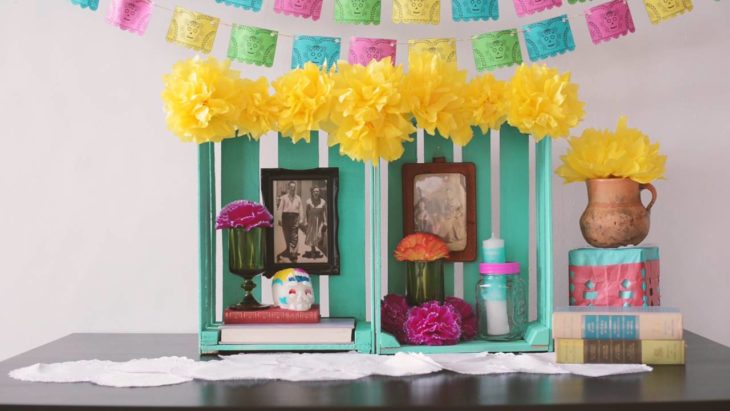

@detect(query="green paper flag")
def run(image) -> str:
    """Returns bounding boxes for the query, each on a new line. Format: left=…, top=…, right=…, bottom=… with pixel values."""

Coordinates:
left=334, top=0, right=381, bottom=25
left=471, top=29, right=523, bottom=72
left=228, top=25, right=278, bottom=67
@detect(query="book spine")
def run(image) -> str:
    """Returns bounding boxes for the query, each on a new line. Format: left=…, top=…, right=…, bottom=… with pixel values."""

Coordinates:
left=552, top=312, right=683, bottom=340
left=223, top=310, right=319, bottom=324
left=555, top=339, right=685, bottom=364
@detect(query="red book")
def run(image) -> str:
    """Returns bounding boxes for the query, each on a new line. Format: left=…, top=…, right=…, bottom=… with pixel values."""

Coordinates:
left=223, top=305, right=320, bottom=324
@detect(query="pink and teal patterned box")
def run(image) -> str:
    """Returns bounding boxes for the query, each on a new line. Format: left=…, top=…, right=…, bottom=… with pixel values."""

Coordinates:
left=569, top=247, right=660, bottom=307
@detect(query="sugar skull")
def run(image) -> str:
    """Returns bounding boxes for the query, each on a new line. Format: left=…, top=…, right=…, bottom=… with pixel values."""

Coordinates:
left=272, top=268, right=314, bottom=311
left=662, top=0, right=677, bottom=10
left=123, top=1, right=138, bottom=23
left=308, top=45, right=325, bottom=65
left=489, top=39, right=506, bottom=60
left=603, top=10, right=620, bottom=31
left=365, top=46, right=381, bottom=61
left=289, top=0, right=306, bottom=10
left=409, top=0, right=424, bottom=15
left=184, top=20, right=200, bottom=41
left=541, top=28, right=558, bottom=49
left=470, top=0, right=483, bottom=13
left=352, top=0, right=366, bottom=15
left=246, top=36, right=261, bottom=55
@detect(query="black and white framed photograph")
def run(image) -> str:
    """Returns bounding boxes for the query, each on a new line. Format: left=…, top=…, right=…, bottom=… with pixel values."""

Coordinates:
left=261, top=168, right=340, bottom=275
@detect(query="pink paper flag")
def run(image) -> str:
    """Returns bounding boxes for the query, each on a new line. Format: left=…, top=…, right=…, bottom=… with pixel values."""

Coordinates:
left=513, top=0, right=562, bottom=17
left=274, top=0, right=323, bottom=21
left=585, top=0, right=635, bottom=44
left=348, top=37, right=397, bottom=66
left=106, top=0, right=153, bottom=35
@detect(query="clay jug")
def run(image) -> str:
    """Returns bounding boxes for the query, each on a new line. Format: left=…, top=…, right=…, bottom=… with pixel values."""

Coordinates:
left=580, top=178, right=657, bottom=248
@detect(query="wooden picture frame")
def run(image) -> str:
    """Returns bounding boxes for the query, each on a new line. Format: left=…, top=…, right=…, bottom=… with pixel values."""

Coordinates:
left=261, top=168, right=340, bottom=275
left=402, top=158, right=477, bottom=262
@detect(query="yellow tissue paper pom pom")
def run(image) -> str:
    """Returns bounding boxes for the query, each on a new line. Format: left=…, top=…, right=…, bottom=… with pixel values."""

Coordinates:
left=326, top=58, right=416, bottom=163
left=404, top=51, right=474, bottom=146
left=272, top=63, right=334, bottom=144
left=466, top=73, right=508, bottom=134
left=507, top=64, right=585, bottom=141
left=556, top=116, right=667, bottom=184
left=162, top=56, right=248, bottom=144
left=237, top=77, right=278, bottom=140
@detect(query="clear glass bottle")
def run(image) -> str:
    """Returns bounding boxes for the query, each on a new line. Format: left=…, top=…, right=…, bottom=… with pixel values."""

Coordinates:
left=476, top=263, right=527, bottom=341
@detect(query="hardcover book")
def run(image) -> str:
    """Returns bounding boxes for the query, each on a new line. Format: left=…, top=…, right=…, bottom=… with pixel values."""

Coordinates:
left=219, top=318, right=355, bottom=344
left=553, top=306, right=683, bottom=340
left=223, top=305, right=320, bottom=324
left=555, top=338, right=685, bottom=365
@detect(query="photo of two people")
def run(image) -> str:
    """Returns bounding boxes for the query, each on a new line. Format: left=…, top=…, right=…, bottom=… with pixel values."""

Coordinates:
left=273, top=179, right=328, bottom=264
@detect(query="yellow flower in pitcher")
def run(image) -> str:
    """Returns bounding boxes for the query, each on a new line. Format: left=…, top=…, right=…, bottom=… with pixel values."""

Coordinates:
left=404, top=51, right=473, bottom=146
left=506, top=64, right=585, bottom=141
left=466, top=73, right=508, bottom=133
left=237, top=77, right=278, bottom=140
left=272, top=63, right=334, bottom=144
left=161, top=56, right=247, bottom=144
left=326, top=58, right=416, bottom=163
left=556, top=116, right=667, bottom=184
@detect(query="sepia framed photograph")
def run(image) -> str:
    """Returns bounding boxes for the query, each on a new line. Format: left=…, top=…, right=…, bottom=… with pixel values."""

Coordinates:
left=402, top=158, right=477, bottom=262
left=261, top=168, right=340, bottom=275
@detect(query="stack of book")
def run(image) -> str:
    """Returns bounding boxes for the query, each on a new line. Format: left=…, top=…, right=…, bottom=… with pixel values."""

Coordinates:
left=553, top=306, right=685, bottom=365
left=220, top=305, right=355, bottom=344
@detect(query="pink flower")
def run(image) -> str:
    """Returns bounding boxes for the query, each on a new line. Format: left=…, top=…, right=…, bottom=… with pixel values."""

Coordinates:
left=405, top=301, right=462, bottom=346
left=216, top=200, right=273, bottom=231
left=445, top=297, right=477, bottom=341
left=381, top=294, right=409, bottom=344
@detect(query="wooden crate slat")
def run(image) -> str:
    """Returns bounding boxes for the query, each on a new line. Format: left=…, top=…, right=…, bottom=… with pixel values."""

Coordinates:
left=198, top=143, right=217, bottom=339
left=461, top=128, right=492, bottom=306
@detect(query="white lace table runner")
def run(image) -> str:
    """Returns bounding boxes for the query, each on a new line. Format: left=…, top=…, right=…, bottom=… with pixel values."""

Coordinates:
left=9, top=352, right=651, bottom=388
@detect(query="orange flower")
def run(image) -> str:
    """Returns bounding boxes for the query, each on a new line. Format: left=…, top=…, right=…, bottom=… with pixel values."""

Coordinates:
left=394, top=233, right=449, bottom=262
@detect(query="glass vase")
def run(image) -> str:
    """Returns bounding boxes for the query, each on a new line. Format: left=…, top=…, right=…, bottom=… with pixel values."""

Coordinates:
left=228, top=227, right=268, bottom=311
left=405, top=260, right=445, bottom=306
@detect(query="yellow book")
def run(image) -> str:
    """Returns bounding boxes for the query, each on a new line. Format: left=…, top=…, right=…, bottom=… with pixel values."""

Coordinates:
left=555, top=339, right=685, bottom=365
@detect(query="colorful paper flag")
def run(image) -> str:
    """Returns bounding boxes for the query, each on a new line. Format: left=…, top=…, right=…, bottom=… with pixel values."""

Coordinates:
left=471, top=29, right=523, bottom=71
left=513, top=0, right=562, bottom=17
left=452, top=0, right=499, bottom=22
left=292, top=36, right=341, bottom=69
left=70, top=0, right=99, bottom=10
left=166, top=7, right=220, bottom=54
left=349, top=37, right=396, bottom=65
left=586, top=0, right=635, bottom=44
left=392, top=0, right=440, bottom=24
left=275, top=0, right=324, bottom=21
left=228, top=25, right=278, bottom=67
left=106, top=0, right=152, bottom=35
left=335, top=0, right=381, bottom=25
left=408, top=38, right=456, bottom=62
left=523, top=15, right=575, bottom=61
left=643, top=0, right=693, bottom=25
left=215, top=0, right=263, bottom=11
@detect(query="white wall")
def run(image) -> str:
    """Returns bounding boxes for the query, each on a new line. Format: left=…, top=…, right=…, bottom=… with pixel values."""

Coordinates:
left=1, top=0, right=729, bottom=361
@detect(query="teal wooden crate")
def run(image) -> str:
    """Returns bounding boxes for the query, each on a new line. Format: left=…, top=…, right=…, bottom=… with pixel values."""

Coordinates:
left=374, top=124, right=554, bottom=354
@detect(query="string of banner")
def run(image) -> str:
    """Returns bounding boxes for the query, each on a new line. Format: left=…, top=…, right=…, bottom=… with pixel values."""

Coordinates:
left=70, top=0, right=697, bottom=71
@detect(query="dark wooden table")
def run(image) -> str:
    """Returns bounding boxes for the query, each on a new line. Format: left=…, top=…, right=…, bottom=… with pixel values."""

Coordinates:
left=1, top=332, right=729, bottom=410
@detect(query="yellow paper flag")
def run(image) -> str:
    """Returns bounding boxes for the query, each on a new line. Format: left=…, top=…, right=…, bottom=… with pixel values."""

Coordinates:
left=643, top=0, right=693, bottom=25
left=393, top=0, right=440, bottom=25
left=166, top=7, right=220, bottom=53
left=408, top=38, right=456, bottom=63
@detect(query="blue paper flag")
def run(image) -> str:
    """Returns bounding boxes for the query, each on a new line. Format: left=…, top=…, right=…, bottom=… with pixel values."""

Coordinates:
left=452, top=0, right=499, bottom=22
left=70, top=0, right=99, bottom=10
left=292, top=36, right=341, bottom=69
left=214, top=0, right=263, bottom=11
left=523, top=15, right=576, bottom=61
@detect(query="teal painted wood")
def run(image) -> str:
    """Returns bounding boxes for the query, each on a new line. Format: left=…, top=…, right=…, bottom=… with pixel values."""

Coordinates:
left=461, top=128, right=491, bottom=305
left=198, top=143, right=217, bottom=350
left=277, top=133, right=320, bottom=300
left=379, top=338, right=547, bottom=354
left=536, top=138, right=554, bottom=349
left=328, top=146, right=366, bottom=321
left=386, top=135, right=417, bottom=295
left=373, top=165, right=383, bottom=353
left=221, top=137, right=261, bottom=307
left=424, top=131, right=455, bottom=297
left=499, top=124, right=530, bottom=317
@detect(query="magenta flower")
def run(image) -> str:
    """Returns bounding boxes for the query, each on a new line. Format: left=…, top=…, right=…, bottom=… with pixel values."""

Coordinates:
left=405, top=301, right=462, bottom=346
left=381, top=294, right=409, bottom=343
left=216, top=200, right=273, bottom=231
left=445, top=297, right=477, bottom=341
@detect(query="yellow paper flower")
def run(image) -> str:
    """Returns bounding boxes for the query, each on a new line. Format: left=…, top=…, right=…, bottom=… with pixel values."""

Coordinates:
left=326, top=58, right=416, bottom=163
left=161, top=56, right=247, bottom=144
left=272, top=63, right=334, bottom=144
left=237, top=77, right=278, bottom=140
left=556, top=116, right=667, bottom=184
left=466, top=73, right=508, bottom=134
left=506, top=64, right=585, bottom=141
left=404, top=51, right=473, bottom=146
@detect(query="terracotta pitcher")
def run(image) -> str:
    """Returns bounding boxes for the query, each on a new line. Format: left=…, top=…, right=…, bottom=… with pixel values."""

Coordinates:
left=579, top=178, right=657, bottom=248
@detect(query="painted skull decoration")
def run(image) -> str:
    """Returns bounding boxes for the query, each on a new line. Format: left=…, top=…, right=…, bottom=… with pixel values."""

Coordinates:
left=272, top=268, right=314, bottom=311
